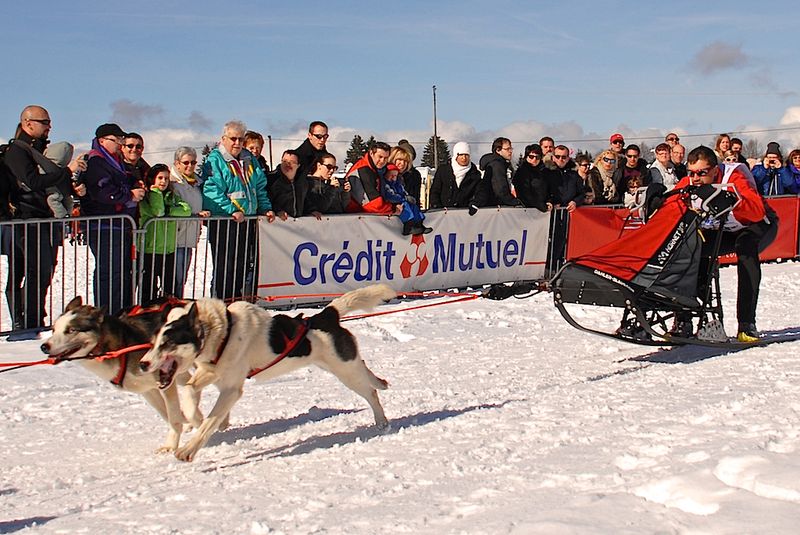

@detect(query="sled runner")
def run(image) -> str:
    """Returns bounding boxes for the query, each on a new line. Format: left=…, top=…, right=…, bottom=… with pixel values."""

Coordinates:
left=551, top=182, right=797, bottom=348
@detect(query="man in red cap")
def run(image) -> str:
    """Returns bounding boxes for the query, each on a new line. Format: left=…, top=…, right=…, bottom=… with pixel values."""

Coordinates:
left=609, top=133, right=625, bottom=159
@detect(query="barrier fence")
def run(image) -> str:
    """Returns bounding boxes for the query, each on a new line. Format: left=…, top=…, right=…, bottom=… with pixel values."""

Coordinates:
left=1, top=195, right=798, bottom=335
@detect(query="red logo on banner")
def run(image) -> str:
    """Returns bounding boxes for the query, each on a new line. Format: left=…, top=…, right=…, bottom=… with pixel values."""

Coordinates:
left=400, top=233, right=429, bottom=278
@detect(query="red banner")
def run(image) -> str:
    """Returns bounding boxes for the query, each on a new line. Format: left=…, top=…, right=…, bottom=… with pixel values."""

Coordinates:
left=567, top=197, right=799, bottom=263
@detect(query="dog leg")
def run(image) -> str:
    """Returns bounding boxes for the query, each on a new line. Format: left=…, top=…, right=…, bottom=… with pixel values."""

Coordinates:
left=218, top=412, right=231, bottom=431
left=327, top=361, right=389, bottom=428
left=155, top=384, right=185, bottom=453
left=141, top=389, right=181, bottom=452
left=176, top=372, right=203, bottom=429
left=174, top=383, right=244, bottom=462
left=188, top=366, right=218, bottom=391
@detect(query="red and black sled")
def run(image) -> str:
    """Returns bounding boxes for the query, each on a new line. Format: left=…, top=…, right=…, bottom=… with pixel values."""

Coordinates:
left=552, top=184, right=798, bottom=348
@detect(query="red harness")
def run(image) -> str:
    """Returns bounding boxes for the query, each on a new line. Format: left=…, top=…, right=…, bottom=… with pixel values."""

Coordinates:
left=210, top=309, right=234, bottom=366
left=247, top=318, right=309, bottom=379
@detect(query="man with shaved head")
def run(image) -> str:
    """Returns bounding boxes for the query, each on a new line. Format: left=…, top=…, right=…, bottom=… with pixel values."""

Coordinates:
left=2, top=105, right=86, bottom=333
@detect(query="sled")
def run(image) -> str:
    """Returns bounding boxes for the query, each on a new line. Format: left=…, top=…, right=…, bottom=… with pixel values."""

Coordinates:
left=550, top=181, right=793, bottom=349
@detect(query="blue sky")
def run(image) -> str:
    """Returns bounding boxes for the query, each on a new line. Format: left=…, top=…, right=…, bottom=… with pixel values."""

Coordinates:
left=3, top=0, right=800, bottom=163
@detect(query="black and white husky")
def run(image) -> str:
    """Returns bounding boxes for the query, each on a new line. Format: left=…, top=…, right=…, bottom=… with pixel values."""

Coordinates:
left=140, top=284, right=396, bottom=462
left=40, top=296, right=203, bottom=453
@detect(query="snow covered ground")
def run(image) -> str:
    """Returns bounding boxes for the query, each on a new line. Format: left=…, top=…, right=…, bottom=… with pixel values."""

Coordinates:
left=2, top=262, right=800, bottom=534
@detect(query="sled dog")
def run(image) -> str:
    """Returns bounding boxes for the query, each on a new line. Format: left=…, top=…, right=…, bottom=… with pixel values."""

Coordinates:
left=140, top=284, right=396, bottom=462
left=40, top=296, right=202, bottom=452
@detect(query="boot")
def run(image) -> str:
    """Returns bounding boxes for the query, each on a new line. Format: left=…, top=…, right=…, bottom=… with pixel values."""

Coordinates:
left=402, top=221, right=414, bottom=236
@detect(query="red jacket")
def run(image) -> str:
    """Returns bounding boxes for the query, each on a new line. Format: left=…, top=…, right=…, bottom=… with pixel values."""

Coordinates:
left=672, top=163, right=766, bottom=231
left=345, top=154, right=394, bottom=214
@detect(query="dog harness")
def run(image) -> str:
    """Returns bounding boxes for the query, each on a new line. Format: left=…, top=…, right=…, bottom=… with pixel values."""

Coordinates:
left=210, top=309, right=235, bottom=366
left=247, top=317, right=310, bottom=379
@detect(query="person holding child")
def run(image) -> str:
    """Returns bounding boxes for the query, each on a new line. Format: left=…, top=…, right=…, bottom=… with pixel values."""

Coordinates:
left=382, top=163, right=431, bottom=235
left=139, top=163, right=191, bottom=302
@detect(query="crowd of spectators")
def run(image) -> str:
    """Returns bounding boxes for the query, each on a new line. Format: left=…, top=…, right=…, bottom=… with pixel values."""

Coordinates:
left=2, top=104, right=800, bottom=332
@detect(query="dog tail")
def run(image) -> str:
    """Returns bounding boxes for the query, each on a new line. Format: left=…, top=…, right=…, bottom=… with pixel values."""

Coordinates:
left=328, top=284, right=396, bottom=316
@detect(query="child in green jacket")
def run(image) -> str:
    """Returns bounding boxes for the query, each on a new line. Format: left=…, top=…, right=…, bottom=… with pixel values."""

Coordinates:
left=139, top=164, right=191, bottom=302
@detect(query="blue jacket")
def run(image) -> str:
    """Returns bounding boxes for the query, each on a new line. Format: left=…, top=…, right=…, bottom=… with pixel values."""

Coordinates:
left=200, top=147, right=271, bottom=216
left=782, top=164, right=800, bottom=194
left=82, top=139, right=139, bottom=219
left=751, top=164, right=795, bottom=196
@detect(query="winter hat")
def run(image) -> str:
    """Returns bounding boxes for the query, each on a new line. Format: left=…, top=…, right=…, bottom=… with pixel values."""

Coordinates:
left=453, top=141, right=470, bottom=156
left=44, top=141, right=74, bottom=167
left=386, top=163, right=399, bottom=173
left=610, top=133, right=625, bottom=144
left=95, top=123, right=127, bottom=139
left=397, top=139, right=416, bottom=161
left=765, top=141, right=782, bottom=159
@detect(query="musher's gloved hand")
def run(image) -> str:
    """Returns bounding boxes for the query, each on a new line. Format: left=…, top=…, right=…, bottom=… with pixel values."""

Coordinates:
left=468, top=204, right=479, bottom=216
left=644, top=183, right=667, bottom=222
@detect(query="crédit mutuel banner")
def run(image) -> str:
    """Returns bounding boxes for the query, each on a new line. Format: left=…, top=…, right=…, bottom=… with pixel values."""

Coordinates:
left=257, top=207, right=550, bottom=304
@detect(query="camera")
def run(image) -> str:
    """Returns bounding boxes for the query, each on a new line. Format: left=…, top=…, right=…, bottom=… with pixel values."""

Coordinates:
left=72, top=154, right=88, bottom=184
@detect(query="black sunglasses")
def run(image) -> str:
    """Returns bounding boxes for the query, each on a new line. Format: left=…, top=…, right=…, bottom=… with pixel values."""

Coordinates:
left=28, top=118, right=52, bottom=126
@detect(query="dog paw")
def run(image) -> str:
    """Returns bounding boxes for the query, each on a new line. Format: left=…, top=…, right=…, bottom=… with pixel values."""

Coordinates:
left=375, top=419, right=390, bottom=431
left=175, top=445, right=197, bottom=462
left=156, top=445, right=176, bottom=454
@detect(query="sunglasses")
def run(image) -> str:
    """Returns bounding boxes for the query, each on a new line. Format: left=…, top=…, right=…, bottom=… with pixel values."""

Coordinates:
left=527, top=154, right=541, bottom=159
left=667, top=137, right=679, bottom=142
left=612, top=140, right=624, bottom=145
left=626, top=154, right=638, bottom=158
left=124, top=143, right=144, bottom=150
left=179, top=159, right=198, bottom=165
left=602, top=157, right=616, bottom=164
left=28, top=118, right=52, bottom=126
left=322, top=163, right=338, bottom=171
left=311, top=133, right=329, bottom=140
left=687, top=169, right=712, bottom=178
left=724, top=157, right=737, bottom=163
left=226, top=136, right=244, bottom=143
left=553, top=154, right=568, bottom=160
left=578, top=163, right=590, bottom=167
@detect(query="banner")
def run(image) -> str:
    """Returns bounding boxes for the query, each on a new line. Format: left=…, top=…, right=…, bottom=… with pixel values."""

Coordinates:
left=257, top=208, right=550, bottom=303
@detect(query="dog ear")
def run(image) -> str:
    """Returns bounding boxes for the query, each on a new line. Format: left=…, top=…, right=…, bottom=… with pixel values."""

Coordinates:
left=187, top=303, right=205, bottom=345
left=65, top=296, right=83, bottom=311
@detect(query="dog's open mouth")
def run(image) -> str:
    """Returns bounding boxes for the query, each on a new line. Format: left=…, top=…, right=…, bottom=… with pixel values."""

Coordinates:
left=158, top=358, right=178, bottom=389
left=49, top=342, right=87, bottom=362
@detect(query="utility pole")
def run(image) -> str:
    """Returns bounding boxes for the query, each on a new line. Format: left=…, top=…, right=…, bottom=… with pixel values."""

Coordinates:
left=432, top=85, right=438, bottom=168
left=267, top=135, right=273, bottom=169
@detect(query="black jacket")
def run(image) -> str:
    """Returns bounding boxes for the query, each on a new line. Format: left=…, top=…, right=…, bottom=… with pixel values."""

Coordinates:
left=613, top=157, right=650, bottom=193
left=428, top=162, right=481, bottom=209
left=304, top=175, right=350, bottom=214
left=294, top=138, right=327, bottom=178
left=400, top=167, right=423, bottom=207
left=267, top=169, right=307, bottom=218
left=549, top=161, right=586, bottom=207
left=512, top=160, right=551, bottom=212
left=472, top=152, right=522, bottom=207
left=3, top=131, right=71, bottom=219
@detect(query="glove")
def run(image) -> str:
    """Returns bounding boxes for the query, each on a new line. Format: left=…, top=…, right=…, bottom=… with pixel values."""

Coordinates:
left=405, top=195, right=417, bottom=205
left=643, top=183, right=667, bottom=222
left=468, top=204, right=478, bottom=216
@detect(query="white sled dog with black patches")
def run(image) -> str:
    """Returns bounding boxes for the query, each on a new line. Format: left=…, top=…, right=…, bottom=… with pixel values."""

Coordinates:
left=40, top=296, right=203, bottom=453
left=140, top=283, right=397, bottom=462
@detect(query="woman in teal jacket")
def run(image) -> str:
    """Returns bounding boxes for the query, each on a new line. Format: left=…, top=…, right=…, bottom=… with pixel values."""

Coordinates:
left=139, top=164, right=191, bottom=302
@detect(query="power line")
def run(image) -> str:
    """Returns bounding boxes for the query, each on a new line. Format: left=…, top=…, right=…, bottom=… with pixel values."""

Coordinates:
left=139, top=124, right=800, bottom=158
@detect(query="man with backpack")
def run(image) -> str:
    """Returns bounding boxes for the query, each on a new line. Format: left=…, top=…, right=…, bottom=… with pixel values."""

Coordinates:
left=1, top=105, right=86, bottom=333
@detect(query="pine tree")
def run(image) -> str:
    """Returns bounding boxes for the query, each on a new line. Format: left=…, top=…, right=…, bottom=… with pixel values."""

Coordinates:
left=421, top=135, right=451, bottom=168
left=345, top=135, right=368, bottom=165
left=365, top=135, right=377, bottom=151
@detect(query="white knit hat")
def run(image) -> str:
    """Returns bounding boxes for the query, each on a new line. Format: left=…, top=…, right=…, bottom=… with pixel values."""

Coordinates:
left=453, top=141, right=470, bottom=156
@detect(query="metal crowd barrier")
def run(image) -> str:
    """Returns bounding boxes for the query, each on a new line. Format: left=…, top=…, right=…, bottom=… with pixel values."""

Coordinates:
left=2, top=197, right=798, bottom=336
